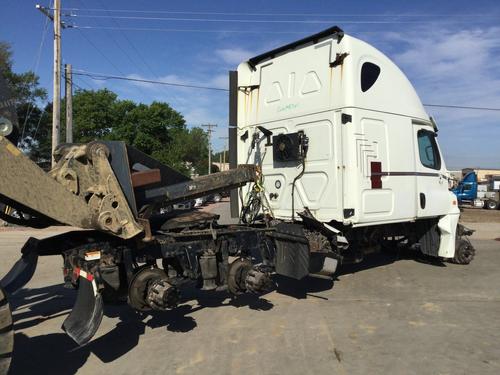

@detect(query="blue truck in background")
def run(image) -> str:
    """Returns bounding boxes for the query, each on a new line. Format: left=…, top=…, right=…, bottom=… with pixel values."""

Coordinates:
left=451, top=172, right=500, bottom=209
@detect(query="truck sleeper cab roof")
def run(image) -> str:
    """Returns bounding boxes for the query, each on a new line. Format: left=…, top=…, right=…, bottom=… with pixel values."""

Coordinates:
left=237, top=26, right=429, bottom=126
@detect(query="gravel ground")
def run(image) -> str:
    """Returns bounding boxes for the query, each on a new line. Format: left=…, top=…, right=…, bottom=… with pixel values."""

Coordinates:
left=460, top=207, right=500, bottom=224
left=0, top=202, right=499, bottom=375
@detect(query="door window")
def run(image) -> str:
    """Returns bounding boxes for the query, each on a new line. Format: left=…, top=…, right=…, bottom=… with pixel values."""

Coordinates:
left=417, top=130, right=441, bottom=170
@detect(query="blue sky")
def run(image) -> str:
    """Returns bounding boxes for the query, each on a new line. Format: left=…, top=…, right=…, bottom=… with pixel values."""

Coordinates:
left=1, top=0, right=499, bottom=169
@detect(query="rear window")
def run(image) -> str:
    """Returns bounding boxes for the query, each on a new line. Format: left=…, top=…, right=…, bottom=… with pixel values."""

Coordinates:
left=417, top=130, right=441, bottom=170
left=361, top=62, right=381, bottom=92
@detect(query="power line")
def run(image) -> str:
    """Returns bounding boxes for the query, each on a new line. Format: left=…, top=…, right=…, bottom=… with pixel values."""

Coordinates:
left=69, top=70, right=500, bottom=112
left=59, top=8, right=500, bottom=18
left=75, top=28, right=126, bottom=76
left=81, top=0, right=148, bottom=79
left=64, top=72, right=87, bottom=92
left=92, top=0, right=183, bottom=108
left=20, top=1, right=52, bottom=142
left=68, top=14, right=490, bottom=24
left=71, top=81, right=86, bottom=91
left=96, top=0, right=158, bottom=78
left=73, top=75, right=94, bottom=90
left=73, top=25, right=313, bottom=34
left=74, top=27, right=153, bottom=101
left=31, top=106, right=48, bottom=141
left=72, top=2, right=161, bottom=103
left=422, top=104, right=500, bottom=112
left=72, top=70, right=229, bottom=91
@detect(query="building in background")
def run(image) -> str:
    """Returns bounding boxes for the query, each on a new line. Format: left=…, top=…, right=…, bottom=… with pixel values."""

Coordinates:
left=461, top=168, right=500, bottom=182
left=448, top=170, right=462, bottom=189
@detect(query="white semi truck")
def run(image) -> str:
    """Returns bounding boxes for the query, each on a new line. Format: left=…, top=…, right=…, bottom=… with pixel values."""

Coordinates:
left=230, top=26, right=475, bottom=267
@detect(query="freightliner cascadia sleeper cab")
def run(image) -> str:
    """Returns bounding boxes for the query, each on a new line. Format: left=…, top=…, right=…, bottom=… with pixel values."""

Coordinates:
left=231, top=26, right=474, bottom=266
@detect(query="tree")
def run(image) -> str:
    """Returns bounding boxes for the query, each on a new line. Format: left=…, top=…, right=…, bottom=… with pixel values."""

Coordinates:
left=107, top=100, right=185, bottom=154
left=0, top=41, right=48, bottom=150
left=66, top=89, right=209, bottom=176
left=19, top=102, right=52, bottom=162
left=1, top=40, right=210, bottom=176
left=152, top=126, right=209, bottom=175
left=71, top=88, right=120, bottom=142
left=0, top=42, right=47, bottom=106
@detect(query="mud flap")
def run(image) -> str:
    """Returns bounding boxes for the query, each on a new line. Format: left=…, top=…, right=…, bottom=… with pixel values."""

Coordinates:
left=62, top=273, right=103, bottom=346
left=1, top=237, right=39, bottom=294
left=270, top=223, right=310, bottom=280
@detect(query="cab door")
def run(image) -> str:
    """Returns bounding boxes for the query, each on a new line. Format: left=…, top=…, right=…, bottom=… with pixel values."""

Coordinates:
left=413, top=124, right=450, bottom=218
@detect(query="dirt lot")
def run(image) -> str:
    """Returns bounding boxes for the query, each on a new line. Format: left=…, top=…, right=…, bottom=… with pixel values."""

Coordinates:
left=460, top=206, right=500, bottom=224
left=1, top=203, right=500, bottom=375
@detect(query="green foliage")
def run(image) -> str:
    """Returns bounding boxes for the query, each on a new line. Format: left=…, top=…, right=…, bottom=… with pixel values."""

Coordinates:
left=1, top=41, right=49, bottom=154
left=65, top=89, right=210, bottom=176
left=212, top=150, right=228, bottom=163
left=20, top=102, right=52, bottom=161
left=71, top=88, right=118, bottom=142
left=0, top=42, right=47, bottom=106
left=1, top=40, right=211, bottom=176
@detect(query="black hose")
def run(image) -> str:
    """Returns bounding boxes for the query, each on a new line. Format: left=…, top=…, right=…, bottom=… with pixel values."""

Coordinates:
left=291, top=158, right=306, bottom=222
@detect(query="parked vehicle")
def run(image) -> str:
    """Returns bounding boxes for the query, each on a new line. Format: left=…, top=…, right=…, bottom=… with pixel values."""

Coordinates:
left=173, top=200, right=195, bottom=210
left=210, top=193, right=223, bottom=203
left=451, top=172, right=500, bottom=209
left=194, top=196, right=207, bottom=207
left=193, top=193, right=223, bottom=207
left=231, top=25, right=474, bottom=267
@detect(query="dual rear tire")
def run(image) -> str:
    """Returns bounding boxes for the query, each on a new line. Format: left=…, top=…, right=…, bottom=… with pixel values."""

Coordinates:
left=485, top=200, right=499, bottom=210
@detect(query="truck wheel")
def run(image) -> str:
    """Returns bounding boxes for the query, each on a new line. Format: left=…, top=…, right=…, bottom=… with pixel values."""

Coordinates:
left=453, top=239, right=475, bottom=265
left=0, top=286, right=13, bottom=375
left=485, top=200, right=498, bottom=210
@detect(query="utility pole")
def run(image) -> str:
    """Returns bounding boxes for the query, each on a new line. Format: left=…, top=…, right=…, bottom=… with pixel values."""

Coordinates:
left=202, top=124, right=217, bottom=174
left=65, top=63, right=73, bottom=143
left=219, top=136, right=229, bottom=171
left=51, top=0, right=61, bottom=166
left=37, top=1, right=62, bottom=167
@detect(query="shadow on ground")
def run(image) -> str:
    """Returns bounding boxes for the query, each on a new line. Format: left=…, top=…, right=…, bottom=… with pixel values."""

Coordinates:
left=8, top=284, right=274, bottom=375
left=8, top=250, right=445, bottom=374
left=275, top=249, right=447, bottom=300
left=338, top=248, right=447, bottom=275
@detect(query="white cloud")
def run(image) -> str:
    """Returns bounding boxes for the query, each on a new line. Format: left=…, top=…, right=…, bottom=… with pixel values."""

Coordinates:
left=208, top=74, right=228, bottom=90
left=90, top=78, right=106, bottom=87
left=112, top=72, right=229, bottom=143
left=363, top=26, right=500, bottom=168
left=215, top=48, right=255, bottom=65
left=386, top=27, right=500, bottom=122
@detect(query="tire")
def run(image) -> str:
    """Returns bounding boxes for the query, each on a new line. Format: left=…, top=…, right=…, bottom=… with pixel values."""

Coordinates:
left=485, top=200, right=498, bottom=210
left=0, top=287, right=13, bottom=375
left=453, top=239, right=475, bottom=265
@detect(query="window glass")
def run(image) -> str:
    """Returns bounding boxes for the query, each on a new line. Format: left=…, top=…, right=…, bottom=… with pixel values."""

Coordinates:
left=417, top=130, right=441, bottom=170
left=361, top=62, right=381, bottom=92
left=463, top=183, right=472, bottom=192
